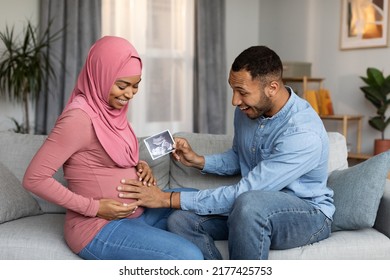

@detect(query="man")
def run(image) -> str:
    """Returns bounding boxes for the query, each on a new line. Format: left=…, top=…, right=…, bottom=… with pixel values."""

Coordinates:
left=119, top=46, right=334, bottom=260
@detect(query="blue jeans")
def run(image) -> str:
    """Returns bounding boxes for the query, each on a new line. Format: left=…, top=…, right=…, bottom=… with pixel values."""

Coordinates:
left=78, top=190, right=203, bottom=260
left=167, top=190, right=332, bottom=260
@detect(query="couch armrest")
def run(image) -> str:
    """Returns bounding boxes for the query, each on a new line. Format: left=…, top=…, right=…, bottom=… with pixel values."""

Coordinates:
left=374, top=179, right=390, bottom=238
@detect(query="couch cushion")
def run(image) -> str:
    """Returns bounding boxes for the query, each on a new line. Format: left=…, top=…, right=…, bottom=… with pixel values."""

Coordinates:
left=327, top=132, right=348, bottom=173
left=0, top=132, right=48, bottom=182
left=170, top=132, right=241, bottom=190
left=328, top=151, right=390, bottom=231
left=0, top=161, right=42, bottom=224
left=215, top=227, right=390, bottom=259
left=0, top=132, right=67, bottom=213
left=0, top=214, right=81, bottom=259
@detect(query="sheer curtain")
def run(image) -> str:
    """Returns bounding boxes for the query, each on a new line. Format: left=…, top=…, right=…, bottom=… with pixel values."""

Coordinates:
left=102, top=0, right=194, bottom=137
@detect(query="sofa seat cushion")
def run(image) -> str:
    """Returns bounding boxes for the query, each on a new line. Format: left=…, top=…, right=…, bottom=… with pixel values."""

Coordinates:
left=0, top=162, right=42, bottom=224
left=328, top=151, right=390, bottom=231
left=0, top=214, right=81, bottom=260
left=215, top=228, right=390, bottom=260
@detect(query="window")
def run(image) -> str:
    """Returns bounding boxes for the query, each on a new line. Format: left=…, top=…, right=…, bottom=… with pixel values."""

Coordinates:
left=102, top=0, right=194, bottom=137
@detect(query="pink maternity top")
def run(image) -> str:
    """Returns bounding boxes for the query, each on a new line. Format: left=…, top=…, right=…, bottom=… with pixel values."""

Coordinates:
left=23, top=108, right=144, bottom=254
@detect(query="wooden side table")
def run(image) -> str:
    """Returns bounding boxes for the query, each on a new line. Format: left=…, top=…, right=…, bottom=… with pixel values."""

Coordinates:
left=283, top=76, right=324, bottom=97
left=320, top=114, right=364, bottom=156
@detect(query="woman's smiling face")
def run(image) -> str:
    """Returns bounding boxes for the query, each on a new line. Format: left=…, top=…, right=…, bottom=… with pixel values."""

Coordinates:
left=108, top=76, right=142, bottom=109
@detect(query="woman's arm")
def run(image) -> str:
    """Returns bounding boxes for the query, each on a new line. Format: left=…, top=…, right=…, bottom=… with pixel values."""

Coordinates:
left=23, top=109, right=100, bottom=216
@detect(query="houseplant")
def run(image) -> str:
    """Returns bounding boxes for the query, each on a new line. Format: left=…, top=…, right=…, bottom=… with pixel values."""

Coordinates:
left=0, top=20, right=61, bottom=134
left=360, top=67, right=390, bottom=154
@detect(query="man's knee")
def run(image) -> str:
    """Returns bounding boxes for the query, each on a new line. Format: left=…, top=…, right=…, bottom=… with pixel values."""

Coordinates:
left=230, top=191, right=275, bottom=226
left=229, top=192, right=256, bottom=226
left=232, top=191, right=265, bottom=213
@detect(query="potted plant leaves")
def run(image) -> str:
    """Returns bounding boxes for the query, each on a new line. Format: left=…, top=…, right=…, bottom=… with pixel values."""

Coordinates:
left=360, top=67, right=390, bottom=154
left=0, top=20, right=62, bottom=134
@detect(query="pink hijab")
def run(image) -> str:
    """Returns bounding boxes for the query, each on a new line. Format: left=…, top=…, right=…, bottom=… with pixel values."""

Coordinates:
left=63, top=36, right=142, bottom=167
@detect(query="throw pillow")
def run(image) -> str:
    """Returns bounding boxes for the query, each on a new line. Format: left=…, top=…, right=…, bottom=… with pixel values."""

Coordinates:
left=328, top=150, right=390, bottom=232
left=170, top=132, right=241, bottom=191
left=0, top=161, right=42, bottom=224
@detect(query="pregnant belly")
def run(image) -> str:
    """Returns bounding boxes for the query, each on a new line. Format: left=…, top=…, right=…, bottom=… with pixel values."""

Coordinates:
left=66, top=166, right=139, bottom=203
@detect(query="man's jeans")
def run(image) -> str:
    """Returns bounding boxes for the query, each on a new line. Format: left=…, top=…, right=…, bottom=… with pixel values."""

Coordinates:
left=168, top=190, right=332, bottom=260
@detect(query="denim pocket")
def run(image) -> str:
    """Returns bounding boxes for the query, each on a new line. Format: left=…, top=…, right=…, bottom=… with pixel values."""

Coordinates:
left=308, top=215, right=332, bottom=244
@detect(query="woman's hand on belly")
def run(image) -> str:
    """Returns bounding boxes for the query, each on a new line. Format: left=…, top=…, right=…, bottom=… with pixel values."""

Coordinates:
left=96, top=198, right=138, bottom=220
left=136, top=160, right=157, bottom=186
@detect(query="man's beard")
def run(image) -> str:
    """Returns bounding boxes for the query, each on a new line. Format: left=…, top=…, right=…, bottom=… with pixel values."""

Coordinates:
left=246, top=96, right=273, bottom=119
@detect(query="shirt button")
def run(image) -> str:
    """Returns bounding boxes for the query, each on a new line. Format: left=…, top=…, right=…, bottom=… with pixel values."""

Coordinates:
left=260, top=125, right=264, bottom=128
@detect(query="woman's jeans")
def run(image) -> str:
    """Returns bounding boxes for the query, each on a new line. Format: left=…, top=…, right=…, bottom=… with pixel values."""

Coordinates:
left=78, top=190, right=203, bottom=260
left=168, top=190, right=332, bottom=260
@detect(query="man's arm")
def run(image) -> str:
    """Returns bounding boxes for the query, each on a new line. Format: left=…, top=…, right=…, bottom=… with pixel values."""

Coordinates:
left=173, top=137, right=241, bottom=176
left=180, top=131, right=325, bottom=215
left=119, top=131, right=325, bottom=215
left=171, top=137, right=205, bottom=169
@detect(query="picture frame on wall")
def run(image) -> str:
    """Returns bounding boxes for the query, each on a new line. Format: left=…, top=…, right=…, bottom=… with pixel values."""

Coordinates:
left=340, top=0, right=389, bottom=50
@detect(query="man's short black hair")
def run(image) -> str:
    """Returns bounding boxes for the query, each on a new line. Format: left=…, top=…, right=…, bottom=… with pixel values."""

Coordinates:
left=231, top=46, right=283, bottom=83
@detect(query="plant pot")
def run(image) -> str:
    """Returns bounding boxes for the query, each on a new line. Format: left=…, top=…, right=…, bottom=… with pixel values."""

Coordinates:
left=374, top=139, right=390, bottom=155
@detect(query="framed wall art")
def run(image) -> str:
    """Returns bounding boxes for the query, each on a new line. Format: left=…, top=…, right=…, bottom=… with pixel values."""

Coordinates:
left=340, top=0, right=389, bottom=50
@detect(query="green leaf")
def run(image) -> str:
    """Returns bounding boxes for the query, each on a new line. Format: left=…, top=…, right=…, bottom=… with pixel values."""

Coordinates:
left=360, top=86, right=383, bottom=108
left=366, top=67, right=385, bottom=87
left=369, top=116, right=386, bottom=132
left=0, top=19, right=64, bottom=133
left=360, top=67, right=390, bottom=136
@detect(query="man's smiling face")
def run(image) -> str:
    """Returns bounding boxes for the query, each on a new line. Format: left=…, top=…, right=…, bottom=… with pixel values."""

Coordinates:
left=228, top=69, right=272, bottom=119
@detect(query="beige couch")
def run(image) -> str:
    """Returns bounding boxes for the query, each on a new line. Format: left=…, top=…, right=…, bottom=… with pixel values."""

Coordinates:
left=0, top=131, right=389, bottom=259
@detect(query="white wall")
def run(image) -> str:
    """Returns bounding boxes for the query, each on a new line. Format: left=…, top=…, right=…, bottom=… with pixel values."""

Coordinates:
left=1, top=0, right=389, bottom=154
left=0, top=0, right=39, bottom=132
left=258, top=0, right=390, bottom=154
left=315, top=0, right=390, bottom=154
left=225, top=0, right=261, bottom=136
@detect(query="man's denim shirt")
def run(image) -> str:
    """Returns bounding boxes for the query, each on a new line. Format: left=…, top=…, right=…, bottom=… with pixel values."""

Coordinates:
left=180, top=87, right=335, bottom=220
